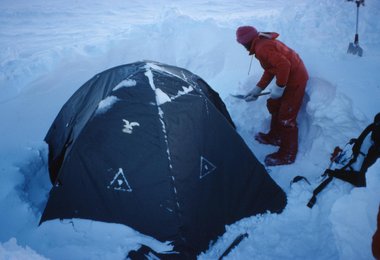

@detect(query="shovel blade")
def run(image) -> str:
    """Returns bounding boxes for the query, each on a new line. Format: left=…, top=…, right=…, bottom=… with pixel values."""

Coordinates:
left=347, top=42, right=363, bottom=57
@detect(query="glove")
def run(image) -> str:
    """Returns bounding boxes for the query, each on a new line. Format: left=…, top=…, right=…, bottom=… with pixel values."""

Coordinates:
left=271, top=85, right=285, bottom=99
left=244, top=86, right=263, bottom=102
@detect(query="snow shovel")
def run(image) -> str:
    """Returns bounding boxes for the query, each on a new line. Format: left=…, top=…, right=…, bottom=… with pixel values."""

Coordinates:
left=347, top=0, right=364, bottom=57
left=230, top=91, right=271, bottom=102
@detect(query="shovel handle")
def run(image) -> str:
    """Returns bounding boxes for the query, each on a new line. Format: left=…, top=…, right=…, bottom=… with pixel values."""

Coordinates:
left=354, top=34, right=359, bottom=45
left=254, top=91, right=271, bottom=97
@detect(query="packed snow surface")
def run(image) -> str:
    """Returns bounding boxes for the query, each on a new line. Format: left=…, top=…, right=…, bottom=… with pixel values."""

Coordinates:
left=0, top=0, right=379, bottom=259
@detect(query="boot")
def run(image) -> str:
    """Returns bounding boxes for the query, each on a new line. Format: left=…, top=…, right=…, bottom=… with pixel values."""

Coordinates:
left=265, top=126, right=298, bottom=166
left=255, top=132, right=281, bottom=146
left=255, top=115, right=281, bottom=146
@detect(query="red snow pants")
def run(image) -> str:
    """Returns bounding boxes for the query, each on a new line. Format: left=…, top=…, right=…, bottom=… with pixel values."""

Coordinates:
left=264, top=61, right=308, bottom=164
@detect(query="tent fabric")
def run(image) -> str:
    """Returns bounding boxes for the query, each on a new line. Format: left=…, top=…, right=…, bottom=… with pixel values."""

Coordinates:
left=41, top=61, right=286, bottom=256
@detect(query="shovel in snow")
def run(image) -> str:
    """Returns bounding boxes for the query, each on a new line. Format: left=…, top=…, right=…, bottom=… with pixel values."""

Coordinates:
left=347, top=0, right=364, bottom=57
left=230, top=91, right=271, bottom=102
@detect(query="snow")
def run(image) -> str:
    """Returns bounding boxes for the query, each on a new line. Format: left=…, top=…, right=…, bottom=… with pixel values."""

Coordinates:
left=172, top=86, right=194, bottom=101
left=95, top=95, right=119, bottom=115
left=155, top=88, right=172, bottom=105
left=144, top=62, right=193, bottom=105
left=113, top=79, right=137, bottom=91
left=0, top=0, right=379, bottom=259
left=0, top=238, right=48, bottom=260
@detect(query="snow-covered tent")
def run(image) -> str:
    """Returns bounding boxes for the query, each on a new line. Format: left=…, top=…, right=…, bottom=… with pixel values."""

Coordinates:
left=40, top=61, right=286, bottom=256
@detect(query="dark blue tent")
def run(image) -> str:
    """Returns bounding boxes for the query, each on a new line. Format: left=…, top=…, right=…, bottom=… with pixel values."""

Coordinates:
left=41, top=61, right=286, bottom=257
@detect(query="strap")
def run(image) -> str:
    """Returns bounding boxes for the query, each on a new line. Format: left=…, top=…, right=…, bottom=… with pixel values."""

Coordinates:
left=307, top=175, right=333, bottom=208
left=335, top=124, right=374, bottom=172
left=352, top=123, right=373, bottom=159
left=327, top=169, right=366, bottom=187
left=307, top=147, right=342, bottom=208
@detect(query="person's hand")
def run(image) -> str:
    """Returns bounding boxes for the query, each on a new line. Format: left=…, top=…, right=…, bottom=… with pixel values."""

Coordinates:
left=271, top=85, right=285, bottom=99
left=244, top=86, right=262, bottom=102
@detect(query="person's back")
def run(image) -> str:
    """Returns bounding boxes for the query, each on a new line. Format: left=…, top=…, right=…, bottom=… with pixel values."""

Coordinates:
left=251, top=34, right=308, bottom=89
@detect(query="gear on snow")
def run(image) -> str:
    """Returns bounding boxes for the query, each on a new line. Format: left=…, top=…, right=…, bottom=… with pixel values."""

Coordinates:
left=307, top=112, right=380, bottom=208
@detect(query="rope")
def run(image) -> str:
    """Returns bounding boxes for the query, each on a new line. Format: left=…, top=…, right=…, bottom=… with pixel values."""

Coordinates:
left=248, top=55, right=253, bottom=75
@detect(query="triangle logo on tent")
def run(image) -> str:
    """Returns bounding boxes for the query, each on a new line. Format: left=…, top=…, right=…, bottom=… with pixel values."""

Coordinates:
left=200, top=156, right=217, bottom=179
left=107, top=168, right=132, bottom=192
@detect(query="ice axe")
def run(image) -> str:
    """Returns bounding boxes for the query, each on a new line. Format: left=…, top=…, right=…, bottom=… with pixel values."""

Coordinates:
left=347, top=0, right=364, bottom=57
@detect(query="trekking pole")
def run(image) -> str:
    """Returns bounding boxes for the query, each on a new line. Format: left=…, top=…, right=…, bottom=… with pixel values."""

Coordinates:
left=307, top=146, right=342, bottom=208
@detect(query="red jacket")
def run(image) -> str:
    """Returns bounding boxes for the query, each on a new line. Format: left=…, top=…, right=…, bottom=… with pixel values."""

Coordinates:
left=249, top=33, right=308, bottom=89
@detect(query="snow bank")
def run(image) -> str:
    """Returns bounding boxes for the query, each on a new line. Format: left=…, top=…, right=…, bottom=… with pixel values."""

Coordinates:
left=0, top=238, right=47, bottom=260
left=330, top=162, right=380, bottom=260
left=34, top=219, right=173, bottom=260
left=202, top=162, right=380, bottom=259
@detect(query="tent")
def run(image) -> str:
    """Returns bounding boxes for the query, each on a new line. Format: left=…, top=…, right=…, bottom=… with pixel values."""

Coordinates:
left=40, top=61, right=286, bottom=257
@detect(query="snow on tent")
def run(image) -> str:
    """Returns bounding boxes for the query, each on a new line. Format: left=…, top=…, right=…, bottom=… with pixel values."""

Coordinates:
left=40, top=61, right=286, bottom=257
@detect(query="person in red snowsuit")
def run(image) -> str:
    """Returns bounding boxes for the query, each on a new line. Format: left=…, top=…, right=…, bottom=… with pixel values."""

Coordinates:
left=236, top=26, right=309, bottom=166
